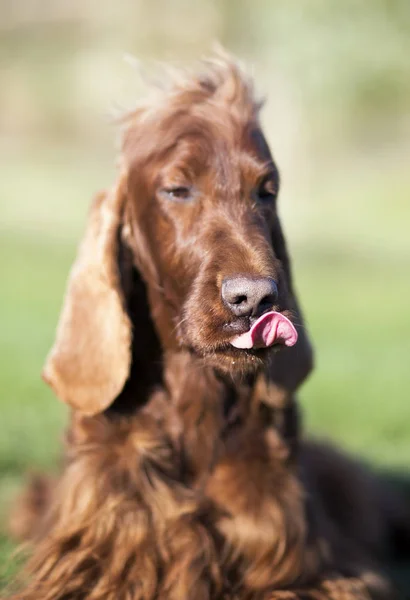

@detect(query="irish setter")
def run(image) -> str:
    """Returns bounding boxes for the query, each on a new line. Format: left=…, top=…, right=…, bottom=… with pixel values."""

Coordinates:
left=7, top=54, right=409, bottom=599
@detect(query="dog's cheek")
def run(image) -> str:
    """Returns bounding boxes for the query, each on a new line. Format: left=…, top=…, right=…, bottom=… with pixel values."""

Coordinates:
left=181, top=280, right=226, bottom=351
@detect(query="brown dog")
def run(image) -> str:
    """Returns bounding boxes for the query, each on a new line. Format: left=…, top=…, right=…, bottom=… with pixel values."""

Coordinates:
left=8, top=54, right=407, bottom=600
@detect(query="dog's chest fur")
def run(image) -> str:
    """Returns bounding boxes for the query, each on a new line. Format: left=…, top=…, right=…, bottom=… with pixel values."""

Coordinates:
left=63, top=356, right=316, bottom=598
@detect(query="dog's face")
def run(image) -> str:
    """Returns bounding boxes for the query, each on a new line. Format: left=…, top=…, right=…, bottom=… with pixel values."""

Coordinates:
left=125, top=110, right=295, bottom=373
left=42, top=57, right=311, bottom=415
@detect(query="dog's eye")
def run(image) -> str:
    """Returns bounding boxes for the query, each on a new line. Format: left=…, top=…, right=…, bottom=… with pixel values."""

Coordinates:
left=163, top=186, right=192, bottom=201
left=256, top=179, right=277, bottom=203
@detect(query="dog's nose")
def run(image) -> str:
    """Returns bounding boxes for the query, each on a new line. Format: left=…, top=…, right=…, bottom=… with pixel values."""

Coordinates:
left=221, top=276, right=278, bottom=318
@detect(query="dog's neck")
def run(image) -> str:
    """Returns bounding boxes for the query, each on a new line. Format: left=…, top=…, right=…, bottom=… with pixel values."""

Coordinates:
left=109, top=341, right=298, bottom=480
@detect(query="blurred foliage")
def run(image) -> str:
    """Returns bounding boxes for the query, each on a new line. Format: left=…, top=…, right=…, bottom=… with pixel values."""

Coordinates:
left=1, top=0, right=410, bottom=144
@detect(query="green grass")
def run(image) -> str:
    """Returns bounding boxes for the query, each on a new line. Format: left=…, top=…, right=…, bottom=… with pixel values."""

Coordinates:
left=0, top=144, right=409, bottom=591
left=300, top=254, right=410, bottom=466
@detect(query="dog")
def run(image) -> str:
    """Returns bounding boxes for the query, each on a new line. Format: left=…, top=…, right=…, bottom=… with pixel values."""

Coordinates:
left=7, top=53, right=408, bottom=600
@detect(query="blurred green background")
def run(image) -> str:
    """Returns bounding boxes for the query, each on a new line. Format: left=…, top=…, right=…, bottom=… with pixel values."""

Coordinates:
left=0, top=0, right=409, bottom=588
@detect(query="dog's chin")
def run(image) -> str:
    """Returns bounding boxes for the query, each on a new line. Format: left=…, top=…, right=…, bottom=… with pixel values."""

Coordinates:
left=189, top=343, right=277, bottom=375
left=180, top=322, right=284, bottom=375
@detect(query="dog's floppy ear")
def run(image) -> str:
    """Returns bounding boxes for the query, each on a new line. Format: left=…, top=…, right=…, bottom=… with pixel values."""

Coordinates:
left=269, top=216, right=314, bottom=392
left=42, top=177, right=133, bottom=416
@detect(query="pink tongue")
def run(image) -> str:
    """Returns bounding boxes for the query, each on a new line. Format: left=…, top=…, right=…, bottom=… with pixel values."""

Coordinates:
left=230, top=311, right=298, bottom=350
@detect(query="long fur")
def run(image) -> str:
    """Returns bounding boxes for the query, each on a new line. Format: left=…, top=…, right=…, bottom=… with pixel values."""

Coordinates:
left=7, top=53, right=408, bottom=600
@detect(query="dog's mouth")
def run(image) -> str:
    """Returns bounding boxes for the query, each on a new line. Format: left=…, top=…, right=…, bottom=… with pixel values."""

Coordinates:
left=228, top=311, right=298, bottom=350
left=185, top=310, right=298, bottom=372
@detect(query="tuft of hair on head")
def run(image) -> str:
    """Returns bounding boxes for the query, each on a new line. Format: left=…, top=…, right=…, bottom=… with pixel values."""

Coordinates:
left=118, top=46, right=261, bottom=138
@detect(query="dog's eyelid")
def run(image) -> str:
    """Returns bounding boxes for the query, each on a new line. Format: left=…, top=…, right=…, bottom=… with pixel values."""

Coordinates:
left=160, top=185, right=195, bottom=202
left=263, top=179, right=277, bottom=195
left=255, top=176, right=277, bottom=202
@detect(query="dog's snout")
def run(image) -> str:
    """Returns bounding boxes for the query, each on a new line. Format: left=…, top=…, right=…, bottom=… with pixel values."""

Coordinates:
left=221, top=276, right=278, bottom=318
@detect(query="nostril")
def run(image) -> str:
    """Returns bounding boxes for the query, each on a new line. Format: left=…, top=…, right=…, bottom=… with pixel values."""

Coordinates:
left=260, top=283, right=278, bottom=306
left=232, top=294, right=248, bottom=305
left=259, top=293, right=276, bottom=308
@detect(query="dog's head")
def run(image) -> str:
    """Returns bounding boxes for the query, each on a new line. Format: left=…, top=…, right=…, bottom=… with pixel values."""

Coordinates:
left=43, top=56, right=313, bottom=415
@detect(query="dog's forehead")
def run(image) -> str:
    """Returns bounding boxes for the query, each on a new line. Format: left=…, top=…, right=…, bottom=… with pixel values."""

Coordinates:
left=160, top=114, right=275, bottom=185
